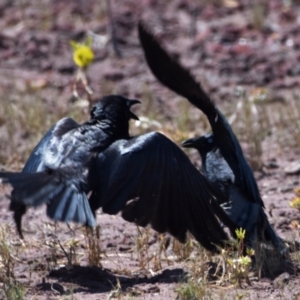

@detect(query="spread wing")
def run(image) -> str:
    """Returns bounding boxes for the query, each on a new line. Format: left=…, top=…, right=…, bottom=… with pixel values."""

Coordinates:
left=22, top=117, right=80, bottom=173
left=1, top=117, right=95, bottom=237
left=138, top=23, right=263, bottom=207
left=2, top=169, right=95, bottom=221
left=89, top=132, right=237, bottom=252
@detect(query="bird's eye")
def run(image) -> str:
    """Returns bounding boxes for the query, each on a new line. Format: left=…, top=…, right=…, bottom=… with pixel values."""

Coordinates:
left=207, top=138, right=212, bottom=143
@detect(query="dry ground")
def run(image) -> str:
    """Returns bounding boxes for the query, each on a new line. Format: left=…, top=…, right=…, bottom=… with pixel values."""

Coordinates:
left=1, top=0, right=300, bottom=299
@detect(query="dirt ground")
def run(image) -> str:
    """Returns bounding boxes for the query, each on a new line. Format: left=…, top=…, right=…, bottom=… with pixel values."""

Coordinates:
left=1, top=0, right=300, bottom=299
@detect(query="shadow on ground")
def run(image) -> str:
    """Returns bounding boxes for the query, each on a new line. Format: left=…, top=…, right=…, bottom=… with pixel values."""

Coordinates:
left=39, top=266, right=187, bottom=295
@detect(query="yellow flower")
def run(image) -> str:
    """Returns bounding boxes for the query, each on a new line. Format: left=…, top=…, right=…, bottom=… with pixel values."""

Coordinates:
left=239, top=256, right=251, bottom=267
left=235, top=228, right=246, bottom=240
left=70, top=38, right=94, bottom=68
left=290, top=197, right=300, bottom=211
left=294, top=187, right=300, bottom=197
left=290, top=220, right=300, bottom=229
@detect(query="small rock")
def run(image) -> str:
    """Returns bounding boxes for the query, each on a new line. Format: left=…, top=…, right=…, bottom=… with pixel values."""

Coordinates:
left=36, top=282, right=65, bottom=295
left=118, top=246, right=132, bottom=252
left=278, top=185, right=293, bottom=193
left=284, top=162, right=300, bottom=175
left=267, top=186, right=277, bottom=192
left=104, top=71, right=124, bottom=81
left=57, top=65, right=75, bottom=74
left=146, top=285, right=160, bottom=294
left=273, top=272, right=290, bottom=289
left=265, top=161, right=279, bottom=169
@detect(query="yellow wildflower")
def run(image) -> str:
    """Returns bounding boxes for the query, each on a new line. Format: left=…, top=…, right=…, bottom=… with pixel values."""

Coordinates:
left=70, top=37, right=94, bottom=68
left=290, top=196, right=300, bottom=211
left=294, top=187, right=300, bottom=197
left=235, top=228, right=246, bottom=240
left=291, top=220, right=300, bottom=229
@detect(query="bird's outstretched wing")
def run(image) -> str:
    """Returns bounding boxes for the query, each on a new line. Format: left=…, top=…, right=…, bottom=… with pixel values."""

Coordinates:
left=1, top=117, right=95, bottom=237
left=22, top=117, right=80, bottom=173
left=1, top=169, right=95, bottom=222
left=138, top=23, right=263, bottom=207
left=89, top=132, right=237, bottom=252
left=22, top=124, right=55, bottom=173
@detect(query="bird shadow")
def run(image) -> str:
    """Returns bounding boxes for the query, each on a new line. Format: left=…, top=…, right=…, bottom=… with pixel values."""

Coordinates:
left=38, top=265, right=187, bottom=295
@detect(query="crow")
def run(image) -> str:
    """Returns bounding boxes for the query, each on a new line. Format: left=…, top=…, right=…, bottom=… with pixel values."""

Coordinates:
left=1, top=95, right=140, bottom=238
left=0, top=95, right=237, bottom=252
left=138, top=22, right=285, bottom=252
left=183, top=135, right=235, bottom=201
left=182, top=134, right=266, bottom=247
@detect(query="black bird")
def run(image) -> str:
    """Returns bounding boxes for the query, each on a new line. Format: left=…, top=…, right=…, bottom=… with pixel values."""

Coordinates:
left=87, top=131, right=238, bottom=252
left=181, top=134, right=265, bottom=247
left=183, top=134, right=235, bottom=201
left=1, top=95, right=140, bottom=237
left=0, top=95, right=237, bottom=252
left=138, top=23, right=285, bottom=251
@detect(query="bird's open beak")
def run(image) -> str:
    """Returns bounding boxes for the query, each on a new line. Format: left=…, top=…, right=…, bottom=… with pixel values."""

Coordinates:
left=128, top=99, right=141, bottom=120
left=181, top=137, right=197, bottom=148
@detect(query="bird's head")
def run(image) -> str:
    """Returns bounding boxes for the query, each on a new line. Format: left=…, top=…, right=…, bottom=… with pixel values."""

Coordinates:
left=182, top=134, right=216, bottom=154
left=91, top=95, right=141, bottom=122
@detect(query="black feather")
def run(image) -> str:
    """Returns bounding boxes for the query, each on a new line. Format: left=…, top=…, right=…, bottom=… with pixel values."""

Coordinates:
left=1, top=95, right=140, bottom=237
left=1, top=94, right=235, bottom=252
left=89, top=132, right=237, bottom=252
left=138, top=22, right=285, bottom=252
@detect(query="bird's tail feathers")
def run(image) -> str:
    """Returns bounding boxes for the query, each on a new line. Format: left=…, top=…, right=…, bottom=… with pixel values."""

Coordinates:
left=0, top=171, right=96, bottom=227
left=226, top=186, right=285, bottom=252
left=259, top=211, right=286, bottom=254
left=138, top=22, right=215, bottom=116
left=225, top=185, right=262, bottom=247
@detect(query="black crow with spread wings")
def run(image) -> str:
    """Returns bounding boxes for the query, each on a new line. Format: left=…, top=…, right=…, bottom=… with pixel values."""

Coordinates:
left=1, top=95, right=140, bottom=237
left=0, top=95, right=236, bottom=252
left=138, top=23, right=285, bottom=251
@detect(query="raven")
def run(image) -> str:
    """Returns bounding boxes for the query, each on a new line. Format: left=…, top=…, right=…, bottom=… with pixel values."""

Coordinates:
left=182, top=134, right=266, bottom=247
left=0, top=95, right=236, bottom=252
left=1, top=95, right=140, bottom=237
left=138, top=23, right=285, bottom=251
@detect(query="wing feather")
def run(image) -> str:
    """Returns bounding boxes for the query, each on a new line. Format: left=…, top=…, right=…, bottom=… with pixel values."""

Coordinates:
left=22, top=118, right=79, bottom=173
left=89, top=132, right=237, bottom=252
left=138, top=23, right=263, bottom=206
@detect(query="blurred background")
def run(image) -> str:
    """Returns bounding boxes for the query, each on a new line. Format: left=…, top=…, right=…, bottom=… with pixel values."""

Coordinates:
left=1, top=1, right=300, bottom=298
left=1, top=0, right=300, bottom=171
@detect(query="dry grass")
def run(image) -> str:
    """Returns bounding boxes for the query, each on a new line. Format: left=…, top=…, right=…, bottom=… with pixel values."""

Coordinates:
left=2, top=78, right=300, bottom=171
left=1, top=0, right=300, bottom=298
left=251, top=1, right=267, bottom=30
left=0, top=226, right=25, bottom=300
left=1, top=56, right=300, bottom=299
left=0, top=215, right=298, bottom=299
left=85, top=225, right=103, bottom=267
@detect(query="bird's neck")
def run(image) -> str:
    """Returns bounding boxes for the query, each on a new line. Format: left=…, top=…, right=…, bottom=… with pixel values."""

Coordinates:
left=198, top=147, right=218, bottom=175
left=101, top=119, right=131, bottom=144
left=198, top=149, right=209, bottom=164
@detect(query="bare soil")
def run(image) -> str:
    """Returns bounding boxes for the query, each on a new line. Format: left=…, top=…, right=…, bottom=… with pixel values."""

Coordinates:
left=1, top=0, right=300, bottom=299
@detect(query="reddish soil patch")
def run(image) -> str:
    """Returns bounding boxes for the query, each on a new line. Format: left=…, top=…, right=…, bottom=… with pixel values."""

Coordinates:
left=1, top=1, right=300, bottom=299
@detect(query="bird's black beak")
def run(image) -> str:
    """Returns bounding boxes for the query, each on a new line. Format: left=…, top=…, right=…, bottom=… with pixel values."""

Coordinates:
left=181, top=137, right=197, bottom=148
left=128, top=99, right=141, bottom=120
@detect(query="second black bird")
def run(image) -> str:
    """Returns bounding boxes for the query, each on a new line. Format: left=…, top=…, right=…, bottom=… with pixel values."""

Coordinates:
left=138, top=22, right=285, bottom=252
